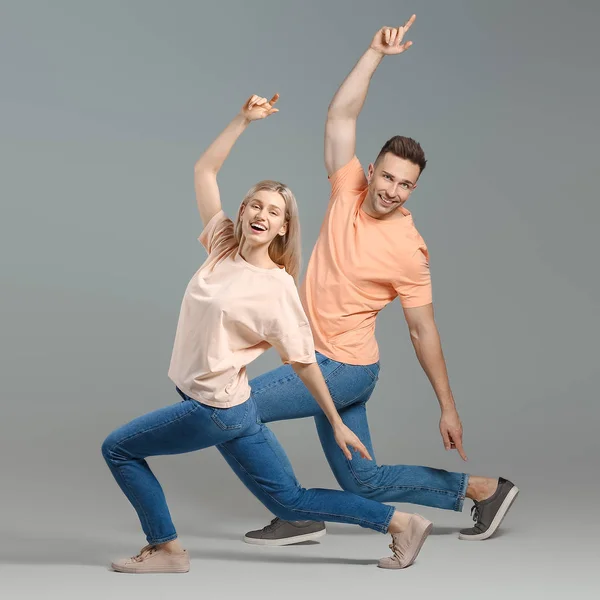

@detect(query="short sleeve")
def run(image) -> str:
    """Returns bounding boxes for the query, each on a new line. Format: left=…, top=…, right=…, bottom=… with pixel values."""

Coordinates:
left=270, top=325, right=316, bottom=365
left=266, top=277, right=316, bottom=365
left=198, top=210, right=236, bottom=255
left=328, top=156, right=368, bottom=199
left=394, top=245, right=433, bottom=308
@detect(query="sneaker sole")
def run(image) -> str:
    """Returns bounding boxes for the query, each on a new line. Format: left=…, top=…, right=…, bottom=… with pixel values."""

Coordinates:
left=458, top=486, right=519, bottom=541
left=244, top=527, right=327, bottom=546
left=111, top=562, right=190, bottom=574
left=378, top=519, right=433, bottom=569
left=405, top=520, right=433, bottom=567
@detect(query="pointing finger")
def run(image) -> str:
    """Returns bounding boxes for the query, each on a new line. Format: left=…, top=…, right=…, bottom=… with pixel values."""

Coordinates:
left=453, top=435, right=468, bottom=461
left=404, top=14, right=416, bottom=31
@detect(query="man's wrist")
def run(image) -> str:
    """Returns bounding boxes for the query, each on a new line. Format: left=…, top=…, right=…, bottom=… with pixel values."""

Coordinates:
left=440, top=402, right=457, bottom=413
left=365, top=47, right=386, bottom=62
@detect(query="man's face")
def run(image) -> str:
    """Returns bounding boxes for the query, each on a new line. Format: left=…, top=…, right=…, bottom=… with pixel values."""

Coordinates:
left=364, top=153, right=421, bottom=219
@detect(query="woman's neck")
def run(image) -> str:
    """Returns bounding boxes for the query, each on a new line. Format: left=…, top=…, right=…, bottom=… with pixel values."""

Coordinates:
left=238, top=241, right=278, bottom=270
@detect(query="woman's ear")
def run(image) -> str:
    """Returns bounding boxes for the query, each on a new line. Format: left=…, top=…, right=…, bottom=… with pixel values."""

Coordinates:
left=278, top=221, right=288, bottom=237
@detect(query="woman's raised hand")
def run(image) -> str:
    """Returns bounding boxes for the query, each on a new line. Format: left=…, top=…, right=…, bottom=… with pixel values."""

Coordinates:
left=241, top=93, right=280, bottom=122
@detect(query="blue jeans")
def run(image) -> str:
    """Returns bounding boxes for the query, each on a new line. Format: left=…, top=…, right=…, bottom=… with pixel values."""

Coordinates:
left=102, top=388, right=395, bottom=545
left=223, top=352, right=468, bottom=513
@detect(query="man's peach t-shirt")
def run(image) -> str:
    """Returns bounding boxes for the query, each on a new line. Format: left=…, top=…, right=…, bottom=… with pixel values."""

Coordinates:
left=300, top=156, right=432, bottom=365
left=168, top=211, right=316, bottom=408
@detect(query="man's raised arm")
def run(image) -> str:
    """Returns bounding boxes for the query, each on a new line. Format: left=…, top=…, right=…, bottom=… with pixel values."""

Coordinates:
left=324, top=15, right=416, bottom=176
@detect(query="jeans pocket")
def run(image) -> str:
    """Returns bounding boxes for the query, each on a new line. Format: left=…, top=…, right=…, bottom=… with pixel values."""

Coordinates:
left=362, top=362, right=380, bottom=382
left=211, top=400, right=250, bottom=431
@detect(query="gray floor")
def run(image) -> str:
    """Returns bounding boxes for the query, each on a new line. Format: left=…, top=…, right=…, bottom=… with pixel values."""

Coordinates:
left=2, top=482, right=596, bottom=599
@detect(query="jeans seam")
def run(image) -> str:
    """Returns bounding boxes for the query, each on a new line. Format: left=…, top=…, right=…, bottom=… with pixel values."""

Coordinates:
left=210, top=401, right=249, bottom=431
left=455, top=473, right=468, bottom=512
left=327, top=364, right=369, bottom=405
left=105, top=400, right=201, bottom=542
left=362, top=363, right=380, bottom=383
left=346, top=462, right=463, bottom=499
left=147, top=532, right=179, bottom=545
left=252, top=371, right=299, bottom=395
left=108, top=400, right=202, bottom=450
left=219, top=433, right=389, bottom=533
left=252, top=355, right=340, bottom=397
left=382, top=505, right=395, bottom=533
left=113, top=463, right=157, bottom=542
left=333, top=381, right=376, bottom=409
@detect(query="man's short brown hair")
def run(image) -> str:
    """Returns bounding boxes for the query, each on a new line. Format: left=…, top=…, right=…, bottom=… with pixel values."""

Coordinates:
left=375, top=136, right=427, bottom=175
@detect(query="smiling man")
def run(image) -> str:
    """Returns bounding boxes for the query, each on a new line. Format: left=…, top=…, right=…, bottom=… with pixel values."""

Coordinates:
left=220, top=17, right=518, bottom=554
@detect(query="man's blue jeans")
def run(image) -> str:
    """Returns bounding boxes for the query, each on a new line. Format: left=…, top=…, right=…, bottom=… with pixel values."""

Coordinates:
left=102, top=388, right=395, bottom=545
left=223, top=352, right=468, bottom=512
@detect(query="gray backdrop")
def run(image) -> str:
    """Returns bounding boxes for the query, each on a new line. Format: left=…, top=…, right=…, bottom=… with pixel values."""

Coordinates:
left=1, top=0, right=599, bottom=596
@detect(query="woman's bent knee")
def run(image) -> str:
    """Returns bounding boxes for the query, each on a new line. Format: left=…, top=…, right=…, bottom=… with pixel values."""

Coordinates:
left=101, top=430, right=122, bottom=462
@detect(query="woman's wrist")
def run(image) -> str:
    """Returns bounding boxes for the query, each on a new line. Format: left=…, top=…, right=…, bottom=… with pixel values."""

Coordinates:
left=328, top=414, right=344, bottom=429
left=236, top=111, right=252, bottom=126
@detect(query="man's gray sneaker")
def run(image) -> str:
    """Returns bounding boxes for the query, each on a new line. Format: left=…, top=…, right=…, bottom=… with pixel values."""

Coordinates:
left=459, top=477, right=519, bottom=541
left=244, top=518, right=326, bottom=546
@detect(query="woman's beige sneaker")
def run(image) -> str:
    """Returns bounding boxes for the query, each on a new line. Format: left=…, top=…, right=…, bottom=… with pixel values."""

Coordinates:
left=378, top=514, right=433, bottom=569
left=111, top=544, right=190, bottom=573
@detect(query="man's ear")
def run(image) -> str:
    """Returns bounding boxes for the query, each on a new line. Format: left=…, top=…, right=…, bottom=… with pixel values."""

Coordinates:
left=367, top=163, right=375, bottom=182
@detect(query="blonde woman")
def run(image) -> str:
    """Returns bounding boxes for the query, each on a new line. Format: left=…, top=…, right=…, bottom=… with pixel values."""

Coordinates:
left=102, top=94, right=432, bottom=574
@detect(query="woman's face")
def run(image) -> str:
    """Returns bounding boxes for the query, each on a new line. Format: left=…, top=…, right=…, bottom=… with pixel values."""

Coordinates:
left=240, top=190, right=288, bottom=247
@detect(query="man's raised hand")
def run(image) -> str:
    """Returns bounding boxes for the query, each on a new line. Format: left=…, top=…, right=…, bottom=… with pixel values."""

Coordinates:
left=370, top=14, right=416, bottom=56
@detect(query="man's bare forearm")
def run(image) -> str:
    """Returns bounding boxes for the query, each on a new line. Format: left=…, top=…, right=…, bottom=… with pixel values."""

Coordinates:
left=410, top=327, right=457, bottom=412
left=328, top=48, right=385, bottom=120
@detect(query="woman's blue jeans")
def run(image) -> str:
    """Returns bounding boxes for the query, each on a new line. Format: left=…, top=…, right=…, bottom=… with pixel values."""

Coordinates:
left=102, top=388, right=395, bottom=545
left=220, top=352, right=468, bottom=514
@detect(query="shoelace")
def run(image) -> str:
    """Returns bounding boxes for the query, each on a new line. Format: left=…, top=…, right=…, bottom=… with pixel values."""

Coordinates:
left=388, top=537, right=405, bottom=561
left=132, top=545, right=157, bottom=562
left=470, top=503, right=481, bottom=523
left=262, top=518, right=281, bottom=533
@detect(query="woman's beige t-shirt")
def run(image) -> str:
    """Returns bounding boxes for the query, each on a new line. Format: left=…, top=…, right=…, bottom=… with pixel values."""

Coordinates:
left=168, top=210, right=316, bottom=408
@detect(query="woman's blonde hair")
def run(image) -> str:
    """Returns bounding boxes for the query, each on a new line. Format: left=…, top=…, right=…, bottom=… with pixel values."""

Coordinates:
left=234, top=180, right=302, bottom=283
